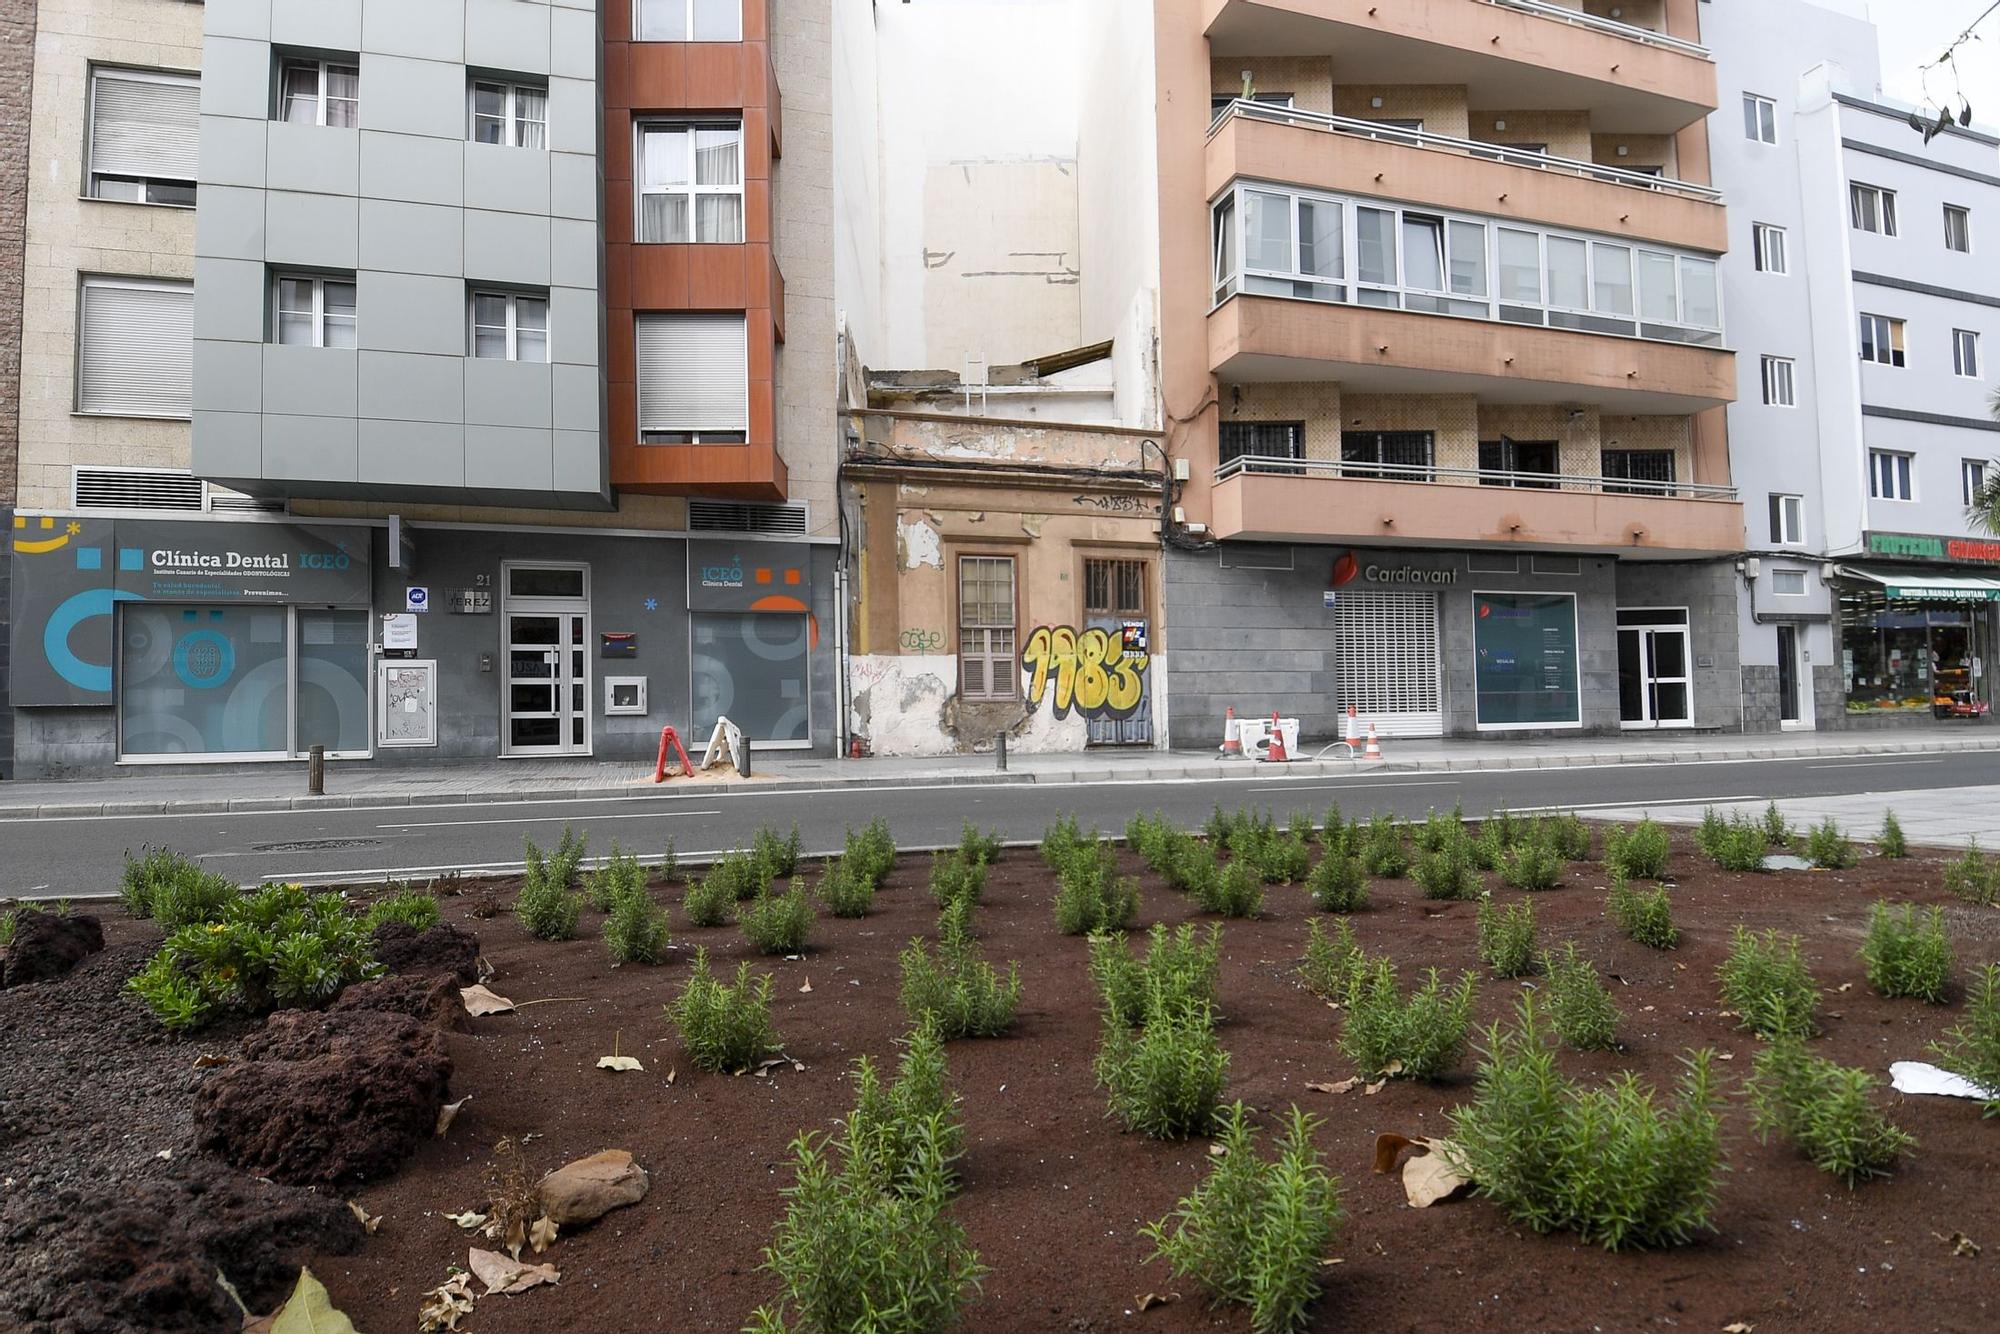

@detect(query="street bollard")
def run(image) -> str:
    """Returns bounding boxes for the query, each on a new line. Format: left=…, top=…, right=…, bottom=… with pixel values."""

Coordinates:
left=736, top=735, right=751, bottom=779
left=308, top=744, right=324, bottom=796
left=995, top=732, right=1008, bottom=771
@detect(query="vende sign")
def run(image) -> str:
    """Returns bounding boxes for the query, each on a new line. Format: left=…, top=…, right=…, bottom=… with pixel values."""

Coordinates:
left=1868, top=532, right=2000, bottom=564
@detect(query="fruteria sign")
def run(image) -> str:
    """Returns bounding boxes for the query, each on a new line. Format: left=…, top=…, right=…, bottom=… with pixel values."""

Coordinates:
left=1867, top=532, right=2000, bottom=565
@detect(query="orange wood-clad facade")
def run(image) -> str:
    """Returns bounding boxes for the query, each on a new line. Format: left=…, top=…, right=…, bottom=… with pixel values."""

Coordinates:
left=603, top=0, right=788, bottom=499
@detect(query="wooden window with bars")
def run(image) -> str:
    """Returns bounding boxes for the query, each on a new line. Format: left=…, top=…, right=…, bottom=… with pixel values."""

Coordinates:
left=958, top=556, right=1018, bottom=701
left=1083, top=557, right=1147, bottom=619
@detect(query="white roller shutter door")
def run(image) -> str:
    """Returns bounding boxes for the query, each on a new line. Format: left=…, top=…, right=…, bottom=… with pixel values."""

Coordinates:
left=78, top=278, right=194, bottom=417
left=636, top=313, right=748, bottom=431
left=1334, top=590, right=1443, bottom=737
left=90, top=70, right=200, bottom=182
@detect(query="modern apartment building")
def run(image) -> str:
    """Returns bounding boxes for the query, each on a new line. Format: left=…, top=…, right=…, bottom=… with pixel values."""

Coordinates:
left=1707, top=0, right=2000, bottom=732
left=1149, top=0, right=1744, bottom=742
left=5, top=0, right=836, bottom=776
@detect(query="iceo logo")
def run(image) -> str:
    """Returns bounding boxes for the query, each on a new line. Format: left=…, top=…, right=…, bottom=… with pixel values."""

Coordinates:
left=300, top=551, right=351, bottom=570
left=701, top=563, right=745, bottom=587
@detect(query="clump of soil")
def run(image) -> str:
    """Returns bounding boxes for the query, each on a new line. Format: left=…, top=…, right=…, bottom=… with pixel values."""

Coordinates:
left=370, top=920, right=481, bottom=984
left=1, top=911, right=105, bottom=988
left=193, top=1009, right=452, bottom=1188
left=331, top=971, right=472, bottom=1031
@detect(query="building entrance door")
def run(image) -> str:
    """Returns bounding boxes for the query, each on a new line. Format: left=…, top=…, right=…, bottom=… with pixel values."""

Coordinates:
left=1617, top=608, right=1692, bottom=729
left=1776, top=623, right=1813, bottom=729
left=1083, top=556, right=1154, bottom=746
left=502, top=563, right=591, bottom=756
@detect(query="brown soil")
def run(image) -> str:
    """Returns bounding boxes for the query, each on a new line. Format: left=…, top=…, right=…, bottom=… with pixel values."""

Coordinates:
left=6, top=831, right=1999, bottom=1333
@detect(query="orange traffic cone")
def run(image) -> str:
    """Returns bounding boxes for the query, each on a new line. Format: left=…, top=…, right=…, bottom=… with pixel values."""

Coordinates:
left=1344, top=704, right=1359, bottom=752
left=1265, top=711, right=1289, bottom=763
left=1220, top=706, right=1244, bottom=758
left=1363, top=723, right=1383, bottom=761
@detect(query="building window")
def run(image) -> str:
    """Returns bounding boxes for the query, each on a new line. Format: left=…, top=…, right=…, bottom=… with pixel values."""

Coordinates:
left=469, top=78, right=546, bottom=149
left=1944, top=204, right=1973, bottom=253
left=1602, top=448, right=1677, bottom=494
left=1858, top=313, right=1905, bottom=367
left=1869, top=449, right=1913, bottom=501
left=1340, top=430, right=1433, bottom=481
left=636, top=313, right=747, bottom=439
left=1219, top=421, right=1304, bottom=472
left=1849, top=182, right=1897, bottom=236
left=957, top=556, right=1017, bottom=702
left=1953, top=328, right=1980, bottom=378
left=1768, top=493, right=1805, bottom=546
left=87, top=68, right=198, bottom=205
left=1772, top=569, right=1809, bottom=596
left=1742, top=93, right=1777, bottom=144
left=278, top=56, right=359, bottom=128
left=1478, top=438, right=1559, bottom=488
left=1211, top=91, right=1294, bottom=117
left=1761, top=355, right=1797, bottom=406
left=272, top=273, right=356, bottom=347
left=77, top=276, right=193, bottom=417
left=635, top=0, right=741, bottom=42
left=1963, top=458, right=1991, bottom=507
left=1752, top=222, right=1787, bottom=274
left=637, top=121, right=744, bottom=243
left=470, top=289, right=549, bottom=362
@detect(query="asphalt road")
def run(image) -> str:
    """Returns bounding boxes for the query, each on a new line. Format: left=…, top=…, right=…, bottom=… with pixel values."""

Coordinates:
left=11, top=749, right=2000, bottom=898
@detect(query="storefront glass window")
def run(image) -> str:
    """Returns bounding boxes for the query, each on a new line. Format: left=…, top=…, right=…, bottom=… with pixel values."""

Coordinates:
left=692, top=611, right=810, bottom=743
left=297, top=609, right=372, bottom=753
left=1839, top=587, right=1987, bottom=715
left=1472, top=592, right=1581, bottom=728
left=119, top=604, right=290, bottom=755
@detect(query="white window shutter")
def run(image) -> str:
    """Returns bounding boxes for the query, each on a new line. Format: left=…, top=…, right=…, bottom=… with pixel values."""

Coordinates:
left=636, top=313, right=749, bottom=431
left=79, top=279, right=194, bottom=416
left=90, top=72, right=200, bottom=181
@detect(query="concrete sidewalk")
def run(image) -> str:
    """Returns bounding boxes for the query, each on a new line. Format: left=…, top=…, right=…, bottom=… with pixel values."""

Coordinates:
left=0, top=725, right=1996, bottom=820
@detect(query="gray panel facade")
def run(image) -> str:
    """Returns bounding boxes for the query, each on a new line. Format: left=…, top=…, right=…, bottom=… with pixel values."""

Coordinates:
left=192, top=0, right=607, bottom=509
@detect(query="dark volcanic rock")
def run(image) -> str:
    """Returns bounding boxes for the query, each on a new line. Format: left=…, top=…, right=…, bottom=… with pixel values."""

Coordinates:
left=331, top=970, right=473, bottom=1031
left=1, top=912, right=106, bottom=988
left=369, top=920, right=481, bottom=984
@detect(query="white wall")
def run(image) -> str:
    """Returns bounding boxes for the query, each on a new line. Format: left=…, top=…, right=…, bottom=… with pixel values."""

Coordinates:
left=832, top=0, right=885, bottom=370
left=1077, top=0, right=1161, bottom=362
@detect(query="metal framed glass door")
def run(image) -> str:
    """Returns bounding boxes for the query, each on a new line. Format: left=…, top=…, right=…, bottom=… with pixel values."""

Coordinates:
left=1618, top=608, right=1692, bottom=729
left=505, top=612, right=589, bottom=754
left=1776, top=623, right=1812, bottom=729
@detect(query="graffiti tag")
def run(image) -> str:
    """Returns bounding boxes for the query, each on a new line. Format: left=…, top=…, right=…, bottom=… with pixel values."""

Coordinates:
left=899, top=627, right=946, bottom=654
left=1021, top=625, right=1150, bottom=721
left=1072, top=494, right=1158, bottom=514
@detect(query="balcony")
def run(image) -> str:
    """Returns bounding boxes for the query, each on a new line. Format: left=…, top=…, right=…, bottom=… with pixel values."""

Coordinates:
left=1208, top=101, right=1726, bottom=253
left=611, top=441, right=788, bottom=502
left=1210, top=455, right=1743, bottom=557
left=1201, top=0, right=1716, bottom=132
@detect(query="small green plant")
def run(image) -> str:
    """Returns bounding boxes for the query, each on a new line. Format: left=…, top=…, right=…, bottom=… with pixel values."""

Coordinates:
left=1338, top=959, right=1477, bottom=1080
left=1944, top=843, right=2000, bottom=907
left=1091, top=922, right=1223, bottom=1026
left=1162, top=834, right=1220, bottom=897
left=1498, top=839, right=1563, bottom=891
left=515, top=833, right=585, bottom=941
left=1357, top=816, right=1408, bottom=879
left=1124, top=810, right=1174, bottom=868
left=929, top=851, right=987, bottom=911
left=1798, top=817, right=1858, bottom=870
left=603, top=881, right=670, bottom=965
left=1193, top=857, right=1264, bottom=919
left=816, top=857, right=875, bottom=918
left=844, top=819, right=897, bottom=889
left=1143, top=1102, right=1344, bottom=1334
left=668, top=948, right=779, bottom=1073
left=363, top=884, right=441, bottom=933
left=0, top=908, right=15, bottom=950
left=1544, top=942, right=1621, bottom=1051
left=958, top=821, right=1002, bottom=868
left=1448, top=994, right=1724, bottom=1251
left=1412, top=836, right=1480, bottom=901
left=1694, top=807, right=1727, bottom=859
left=741, top=879, right=816, bottom=955
left=1229, top=812, right=1310, bottom=885
left=1698, top=811, right=1769, bottom=873
left=1930, top=964, right=2000, bottom=1118
left=899, top=906, right=1021, bottom=1038
left=1413, top=805, right=1466, bottom=854
left=585, top=843, right=649, bottom=911
left=119, top=846, right=233, bottom=923
left=1761, top=801, right=1793, bottom=848
left=1316, top=803, right=1352, bottom=855
left=683, top=859, right=743, bottom=928
left=1718, top=927, right=1820, bottom=1038
left=844, top=1020, right=965, bottom=1192
left=125, top=884, right=381, bottom=1031
left=1095, top=992, right=1229, bottom=1139
left=1860, top=902, right=1953, bottom=1002
left=1205, top=803, right=1248, bottom=847
left=753, top=823, right=804, bottom=881
left=660, top=837, right=679, bottom=885
left=1045, top=812, right=1087, bottom=866
left=1052, top=840, right=1139, bottom=936
left=1746, top=1033, right=1915, bottom=1184
left=1545, top=813, right=1592, bottom=861
left=1305, top=849, right=1370, bottom=912
left=1876, top=811, right=1907, bottom=859
left=1606, top=873, right=1679, bottom=949
left=1605, top=819, right=1671, bottom=880
left=1476, top=896, right=1537, bottom=978
left=1298, top=918, right=1363, bottom=1001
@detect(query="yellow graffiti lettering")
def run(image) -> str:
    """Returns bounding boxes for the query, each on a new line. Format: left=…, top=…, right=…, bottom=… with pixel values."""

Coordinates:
left=1019, top=624, right=1151, bottom=721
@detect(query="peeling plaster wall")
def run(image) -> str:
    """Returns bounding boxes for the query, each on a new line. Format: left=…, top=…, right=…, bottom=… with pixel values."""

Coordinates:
left=848, top=652, right=1098, bottom=756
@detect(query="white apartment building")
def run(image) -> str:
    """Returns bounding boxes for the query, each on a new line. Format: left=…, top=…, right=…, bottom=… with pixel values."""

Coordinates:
left=1706, top=0, right=2000, bottom=732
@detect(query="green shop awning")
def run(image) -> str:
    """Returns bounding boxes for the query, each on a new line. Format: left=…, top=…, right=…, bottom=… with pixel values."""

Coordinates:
left=1837, top=564, right=2000, bottom=602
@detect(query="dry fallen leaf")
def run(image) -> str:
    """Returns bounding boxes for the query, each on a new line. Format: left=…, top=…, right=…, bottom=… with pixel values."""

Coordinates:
left=346, top=1201, right=382, bottom=1235
left=596, top=1055, right=644, bottom=1073
left=1207, top=1142, right=1228, bottom=1158
left=799, top=975, right=813, bottom=993
left=1373, top=1133, right=1424, bottom=1175
left=267, top=1268, right=360, bottom=1334
left=417, top=1271, right=475, bottom=1333
left=459, top=984, right=517, bottom=1017
left=1935, top=1230, right=1981, bottom=1258
left=529, top=1215, right=559, bottom=1254
left=1363, top=1079, right=1387, bottom=1095
left=1134, top=1290, right=1177, bottom=1311
left=193, top=1053, right=229, bottom=1069
left=1304, top=1078, right=1361, bottom=1095
left=1381, top=1059, right=1405, bottom=1077
left=468, top=1246, right=561, bottom=1296
left=664, top=1067, right=676, bottom=1087
left=1838, top=982, right=1855, bottom=993
left=1723, top=1323, right=1755, bottom=1333
left=445, top=1210, right=487, bottom=1231
left=1400, top=1139, right=1474, bottom=1208
left=436, top=1096, right=469, bottom=1137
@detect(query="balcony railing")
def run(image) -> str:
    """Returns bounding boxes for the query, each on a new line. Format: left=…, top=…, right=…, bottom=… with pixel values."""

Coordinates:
left=1210, top=100, right=1722, bottom=204
left=1479, top=0, right=1711, bottom=59
left=1215, top=454, right=1738, bottom=501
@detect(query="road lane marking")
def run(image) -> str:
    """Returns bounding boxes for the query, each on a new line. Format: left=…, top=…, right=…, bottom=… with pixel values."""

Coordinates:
left=377, top=808, right=721, bottom=830
left=1247, top=779, right=1459, bottom=794
left=1805, top=757, right=1946, bottom=770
